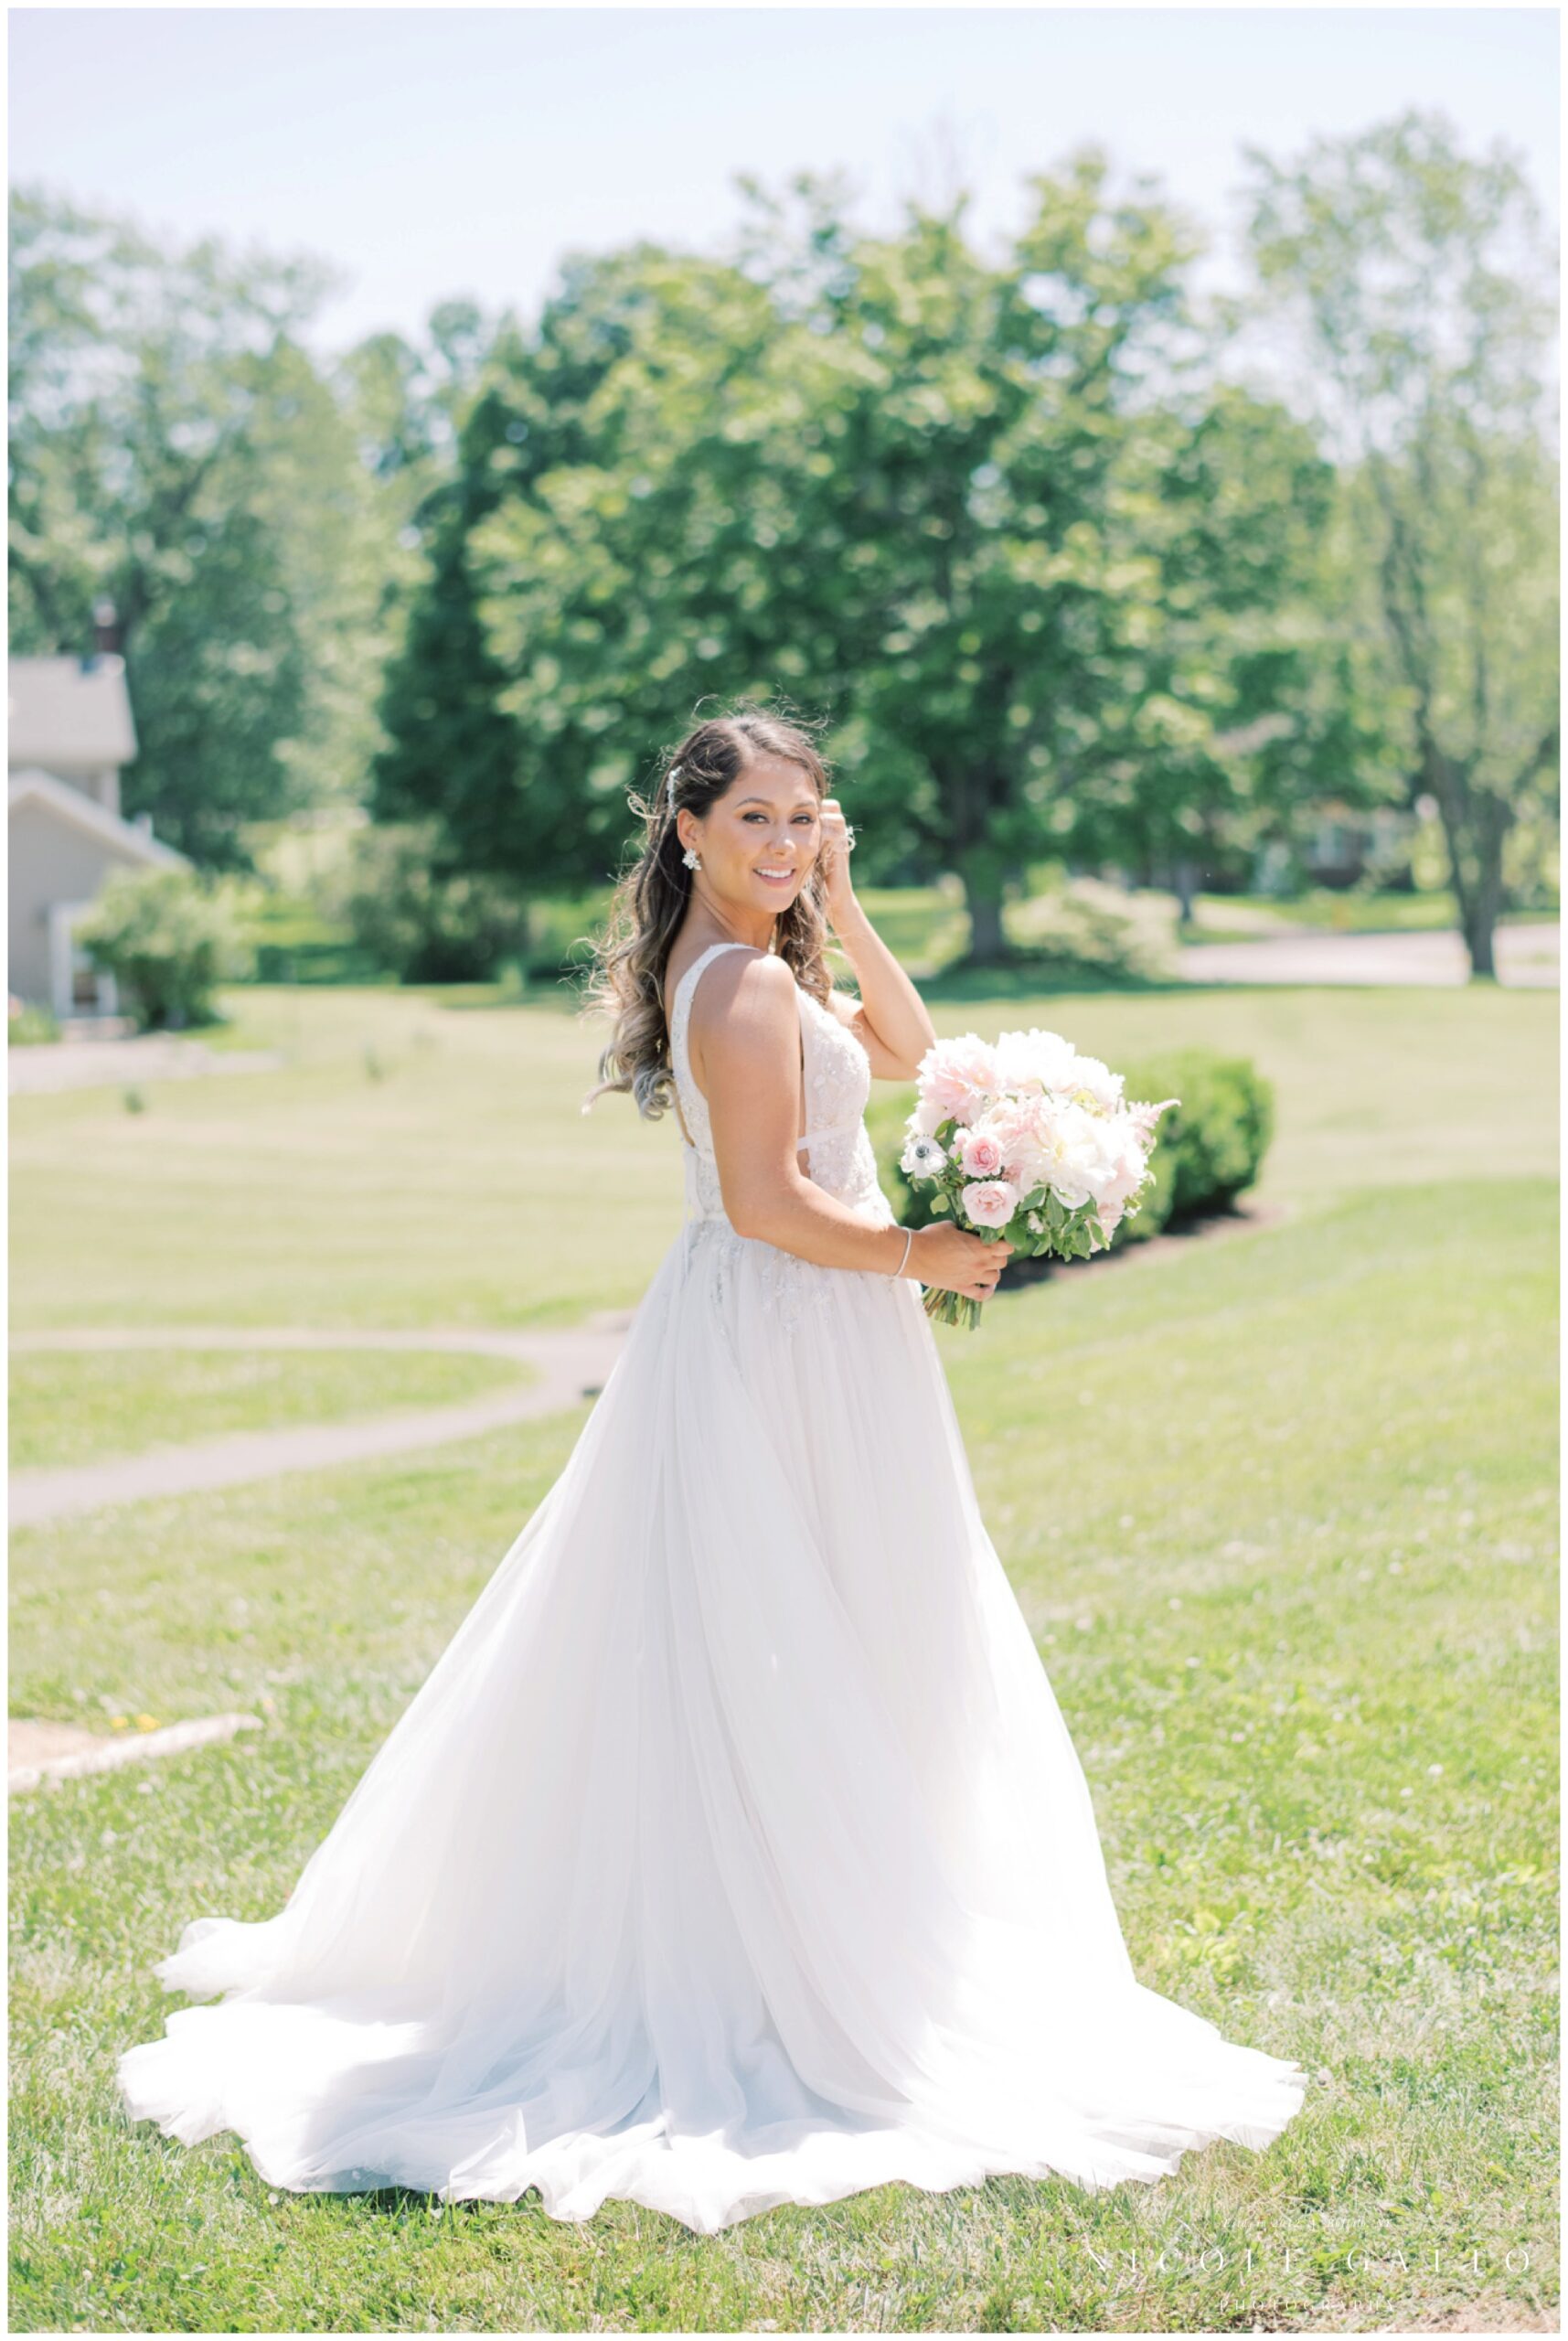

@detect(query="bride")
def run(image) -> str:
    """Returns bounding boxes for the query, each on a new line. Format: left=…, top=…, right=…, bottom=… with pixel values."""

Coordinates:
left=117, top=706, right=1307, bottom=2234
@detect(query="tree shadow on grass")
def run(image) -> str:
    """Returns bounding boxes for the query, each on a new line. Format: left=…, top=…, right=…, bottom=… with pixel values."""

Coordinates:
left=916, top=951, right=1175, bottom=1003
left=997, top=1192, right=1284, bottom=1294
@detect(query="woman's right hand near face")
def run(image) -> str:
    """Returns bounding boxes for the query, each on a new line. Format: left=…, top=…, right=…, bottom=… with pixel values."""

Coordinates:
left=908, top=1221, right=1013, bottom=1301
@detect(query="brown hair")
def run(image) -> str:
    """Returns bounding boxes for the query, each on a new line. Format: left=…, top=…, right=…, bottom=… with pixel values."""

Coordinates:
left=581, top=705, right=834, bottom=1120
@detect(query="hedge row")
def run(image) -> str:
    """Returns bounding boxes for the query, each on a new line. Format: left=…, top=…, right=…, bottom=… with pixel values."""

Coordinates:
left=866, top=1046, right=1274, bottom=1254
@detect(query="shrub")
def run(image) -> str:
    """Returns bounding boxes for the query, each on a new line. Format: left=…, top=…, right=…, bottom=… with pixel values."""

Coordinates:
left=1002, top=881, right=1168, bottom=983
left=1114, top=1048, right=1275, bottom=1236
left=313, top=820, right=532, bottom=984
left=74, top=869, right=252, bottom=1032
left=8, top=999, right=60, bottom=1046
left=869, top=1046, right=1274, bottom=1255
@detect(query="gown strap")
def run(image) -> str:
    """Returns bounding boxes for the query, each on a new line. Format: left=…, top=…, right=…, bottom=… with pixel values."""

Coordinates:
left=668, top=942, right=758, bottom=1158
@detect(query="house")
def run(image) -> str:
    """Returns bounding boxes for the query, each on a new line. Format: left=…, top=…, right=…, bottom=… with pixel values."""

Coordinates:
left=8, top=614, right=189, bottom=1016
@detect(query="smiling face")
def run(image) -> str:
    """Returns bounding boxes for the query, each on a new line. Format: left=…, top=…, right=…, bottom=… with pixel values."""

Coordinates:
left=678, top=752, right=822, bottom=916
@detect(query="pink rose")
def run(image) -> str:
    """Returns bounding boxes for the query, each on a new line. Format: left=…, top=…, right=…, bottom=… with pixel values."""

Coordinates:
left=982, top=1096, right=1049, bottom=1183
left=960, top=1178, right=1019, bottom=1230
left=958, top=1128, right=1005, bottom=1178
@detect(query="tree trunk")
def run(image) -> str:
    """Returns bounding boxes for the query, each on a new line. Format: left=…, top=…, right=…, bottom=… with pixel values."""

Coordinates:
left=1460, top=823, right=1507, bottom=978
left=1425, top=743, right=1511, bottom=981
left=957, top=844, right=1009, bottom=964
left=1172, top=857, right=1200, bottom=931
left=964, top=881, right=1008, bottom=964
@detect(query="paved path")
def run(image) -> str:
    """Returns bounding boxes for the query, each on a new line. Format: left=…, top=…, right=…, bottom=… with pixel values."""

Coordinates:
left=1174, top=920, right=1557, bottom=988
left=9, top=1713, right=262, bottom=1795
left=11, top=1190, right=1286, bottom=1527
left=8, top=1316, right=635, bottom=1528
left=9, top=1034, right=287, bottom=1096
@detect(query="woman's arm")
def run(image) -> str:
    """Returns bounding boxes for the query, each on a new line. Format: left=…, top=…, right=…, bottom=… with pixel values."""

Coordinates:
left=816, top=800, right=936, bottom=1079
left=693, top=951, right=1007, bottom=1301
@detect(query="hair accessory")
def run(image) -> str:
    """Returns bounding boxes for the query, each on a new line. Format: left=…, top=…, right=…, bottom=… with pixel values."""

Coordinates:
left=667, top=765, right=682, bottom=802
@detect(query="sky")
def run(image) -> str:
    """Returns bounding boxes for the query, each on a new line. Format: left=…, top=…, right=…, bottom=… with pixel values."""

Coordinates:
left=9, top=6, right=1560, bottom=357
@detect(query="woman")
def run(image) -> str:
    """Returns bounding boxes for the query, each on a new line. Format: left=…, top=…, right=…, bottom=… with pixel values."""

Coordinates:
left=117, top=707, right=1307, bottom=2235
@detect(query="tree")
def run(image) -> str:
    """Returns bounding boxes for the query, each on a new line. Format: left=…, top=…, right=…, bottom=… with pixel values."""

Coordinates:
left=1109, top=383, right=1407, bottom=920
left=388, top=163, right=1349, bottom=959
left=1234, top=112, right=1559, bottom=975
left=368, top=364, right=545, bottom=884
left=8, top=187, right=389, bottom=866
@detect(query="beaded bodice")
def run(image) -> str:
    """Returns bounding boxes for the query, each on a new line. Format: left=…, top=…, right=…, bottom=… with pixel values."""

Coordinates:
left=667, top=941, right=891, bottom=1230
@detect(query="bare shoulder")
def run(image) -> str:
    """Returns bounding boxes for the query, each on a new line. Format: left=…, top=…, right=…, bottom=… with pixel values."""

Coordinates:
left=688, top=946, right=796, bottom=1049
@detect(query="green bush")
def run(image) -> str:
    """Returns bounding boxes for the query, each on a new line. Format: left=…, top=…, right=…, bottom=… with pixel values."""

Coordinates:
left=7, top=999, right=60, bottom=1046
left=74, top=869, right=252, bottom=1032
left=1115, top=1048, right=1275, bottom=1235
left=868, top=1045, right=1274, bottom=1254
left=313, top=820, right=532, bottom=984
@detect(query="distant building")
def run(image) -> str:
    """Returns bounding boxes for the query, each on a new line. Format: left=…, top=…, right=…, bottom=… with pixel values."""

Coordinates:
left=8, top=607, right=188, bottom=1016
left=1253, top=802, right=1418, bottom=895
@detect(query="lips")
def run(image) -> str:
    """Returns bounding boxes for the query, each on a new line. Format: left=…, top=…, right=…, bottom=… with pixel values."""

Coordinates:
left=754, top=867, right=797, bottom=888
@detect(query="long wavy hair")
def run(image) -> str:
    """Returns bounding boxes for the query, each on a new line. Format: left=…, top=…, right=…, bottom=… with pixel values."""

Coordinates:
left=581, top=706, right=835, bottom=1121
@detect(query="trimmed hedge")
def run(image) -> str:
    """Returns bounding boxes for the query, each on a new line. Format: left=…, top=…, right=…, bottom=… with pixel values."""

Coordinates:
left=867, top=1045, right=1274, bottom=1256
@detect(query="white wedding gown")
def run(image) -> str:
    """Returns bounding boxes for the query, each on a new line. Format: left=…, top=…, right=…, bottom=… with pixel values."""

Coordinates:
left=117, top=938, right=1307, bottom=2233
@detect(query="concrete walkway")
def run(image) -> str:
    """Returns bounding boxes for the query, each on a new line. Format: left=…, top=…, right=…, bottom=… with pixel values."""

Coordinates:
left=1174, top=920, right=1557, bottom=988
left=11, top=1190, right=1287, bottom=1528
left=9, top=1033, right=287, bottom=1096
left=9, top=1712, right=262, bottom=1795
left=8, top=1316, right=635, bottom=1528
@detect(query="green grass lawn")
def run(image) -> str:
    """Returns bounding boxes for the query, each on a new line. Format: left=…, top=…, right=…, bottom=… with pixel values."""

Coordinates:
left=9, top=979, right=1556, bottom=1334
left=7, top=977, right=1558, bottom=2331
left=8, top=1348, right=532, bottom=1472
left=9, top=1204, right=1557, bottom=2329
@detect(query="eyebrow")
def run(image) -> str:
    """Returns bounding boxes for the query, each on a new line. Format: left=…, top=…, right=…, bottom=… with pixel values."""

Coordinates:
left=734, top=795, right=818, bottom=810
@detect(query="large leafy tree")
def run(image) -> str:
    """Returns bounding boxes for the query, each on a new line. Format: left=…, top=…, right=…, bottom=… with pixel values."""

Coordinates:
left=377, top=232, right=864, bottom=896
left=1235, top=111, right=1559, bottom=975
left=8, top=187, right=390, bottom=866
left=385, top=165, right=1357, bottom=957
left=1113, top=383, right=1407, bottom=916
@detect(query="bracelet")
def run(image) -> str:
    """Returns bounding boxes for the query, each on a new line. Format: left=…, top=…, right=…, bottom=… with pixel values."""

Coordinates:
left=891, top=1226, right=914, bottom=1280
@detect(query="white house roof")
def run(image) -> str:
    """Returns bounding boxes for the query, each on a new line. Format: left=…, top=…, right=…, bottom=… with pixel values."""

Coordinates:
left=8, top=767, right=187, bottom=867
left=7, top=654, right=138, bottom=767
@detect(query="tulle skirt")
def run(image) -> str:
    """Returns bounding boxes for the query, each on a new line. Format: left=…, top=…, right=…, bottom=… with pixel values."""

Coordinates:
left=116, top=1215, right=1308, bottom=2233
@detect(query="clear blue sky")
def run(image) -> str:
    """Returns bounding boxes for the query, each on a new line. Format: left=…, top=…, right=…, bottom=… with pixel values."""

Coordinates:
left=9, top=7, right=1558, bottom=354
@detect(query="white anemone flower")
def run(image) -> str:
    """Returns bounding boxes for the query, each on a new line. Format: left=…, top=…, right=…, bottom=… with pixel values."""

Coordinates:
left=901, top=1133, right=949, bottom=1178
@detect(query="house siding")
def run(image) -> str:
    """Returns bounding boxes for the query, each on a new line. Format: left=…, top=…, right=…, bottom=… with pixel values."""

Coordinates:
left=7, top=800, right=147, bottom=1006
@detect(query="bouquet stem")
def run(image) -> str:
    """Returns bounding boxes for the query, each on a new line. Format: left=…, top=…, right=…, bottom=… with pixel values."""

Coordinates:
left=922, top=1285, right=983, bottom=1332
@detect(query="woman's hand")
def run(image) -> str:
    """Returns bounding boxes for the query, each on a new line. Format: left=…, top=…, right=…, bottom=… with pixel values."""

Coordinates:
left=907, top=1222, right=1013, bottom=1302
left=817, top=797, right=858, bottom=929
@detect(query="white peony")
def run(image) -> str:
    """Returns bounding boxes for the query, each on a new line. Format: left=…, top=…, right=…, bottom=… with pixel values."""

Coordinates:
left=1065, top=1053, right=1125, bottom=1114
left=1038, top=1101, right=1120, bottom=1209
left=993, top=1027, right=1082, bottom=1096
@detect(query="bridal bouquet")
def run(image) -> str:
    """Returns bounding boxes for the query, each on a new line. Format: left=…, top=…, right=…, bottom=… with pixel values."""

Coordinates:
left=900, top=1031, right=1179, bottom=1330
